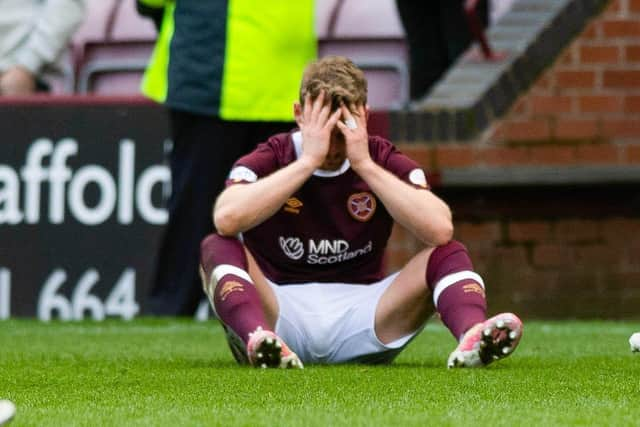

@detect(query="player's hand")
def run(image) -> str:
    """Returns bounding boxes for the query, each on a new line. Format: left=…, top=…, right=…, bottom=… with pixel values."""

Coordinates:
left=298, top=92, right=342, bottom=169
left=0, top=66, right=36, bottom=96
left=336, top=103, right=371, bottom=172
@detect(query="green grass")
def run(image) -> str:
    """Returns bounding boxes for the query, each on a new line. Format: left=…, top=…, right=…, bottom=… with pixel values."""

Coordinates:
left=1, top=319, right=640, bottom=426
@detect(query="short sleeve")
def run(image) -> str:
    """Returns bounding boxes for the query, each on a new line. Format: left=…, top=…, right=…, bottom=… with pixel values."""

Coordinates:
left=225, top=142, right=280, bottom=186
left=371, top=136, right=430, bottom=190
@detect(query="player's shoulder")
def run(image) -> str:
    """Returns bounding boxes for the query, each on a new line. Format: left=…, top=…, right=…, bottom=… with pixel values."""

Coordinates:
left=240, top=131, right=297, bottom=168
left=368, top=134, right=401, bottom=162
left=266, top=131, right=293, bottom=147
left=264, top=131, right=297, bottom=163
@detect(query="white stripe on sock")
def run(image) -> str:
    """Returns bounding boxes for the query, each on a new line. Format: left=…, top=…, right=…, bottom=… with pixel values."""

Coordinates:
left=212, top=264, right=253, bottom=284
left=432, top=271, right=484, bottom=306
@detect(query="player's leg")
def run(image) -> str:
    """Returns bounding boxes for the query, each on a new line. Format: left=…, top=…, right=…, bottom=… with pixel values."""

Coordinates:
left=375, top=239, right=522, bottom=368
left=426, top=241, right=522, bottom=367
left=199, top=233, right=302, bottom=368
left=374, top=248, right=434, bottom=344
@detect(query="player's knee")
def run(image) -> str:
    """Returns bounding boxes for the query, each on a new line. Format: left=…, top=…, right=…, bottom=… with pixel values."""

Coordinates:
left=426, top=240, right=473, bottom=291
left=200, top=233, right=247, bottom=270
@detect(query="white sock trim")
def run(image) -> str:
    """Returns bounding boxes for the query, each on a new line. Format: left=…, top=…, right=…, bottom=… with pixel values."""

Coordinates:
left=432, top=271, right=484, bottom=306
left=212, top=264, right=253, bottom=284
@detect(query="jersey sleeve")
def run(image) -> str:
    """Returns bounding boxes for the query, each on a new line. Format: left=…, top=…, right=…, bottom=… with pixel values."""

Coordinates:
left=371, top=136, right=430, bottom=190
left=225, top=141, right=280, bottom=186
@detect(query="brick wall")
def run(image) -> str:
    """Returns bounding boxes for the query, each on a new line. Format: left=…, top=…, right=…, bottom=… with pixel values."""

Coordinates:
left=384, top=0, right=640, bottom=318
left=490, top=0, right=640, bottom=146
left=385, top=186, right=640, bottom=319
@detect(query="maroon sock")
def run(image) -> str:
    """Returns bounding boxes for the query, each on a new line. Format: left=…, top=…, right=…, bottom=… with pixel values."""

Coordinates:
left=200, top=234, right=267, bottom=344
left=426, top=240, right=487, bottom=340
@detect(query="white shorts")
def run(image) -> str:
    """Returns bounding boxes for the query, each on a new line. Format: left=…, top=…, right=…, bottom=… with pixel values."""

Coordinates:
left=267, top=272, right=421, bottom=364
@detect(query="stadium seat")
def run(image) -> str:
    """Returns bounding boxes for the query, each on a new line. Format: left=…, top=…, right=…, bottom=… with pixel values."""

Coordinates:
left=45, top=49, right=76, bottom=94
left=317, top=0, right=409, bottom=110
left=76, top=0, right=155, bottom=94
left=75, top=0, right=411, bottom=104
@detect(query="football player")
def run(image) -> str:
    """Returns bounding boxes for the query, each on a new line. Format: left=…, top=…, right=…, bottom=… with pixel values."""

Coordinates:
left=199, top=56, right=523, bottom=368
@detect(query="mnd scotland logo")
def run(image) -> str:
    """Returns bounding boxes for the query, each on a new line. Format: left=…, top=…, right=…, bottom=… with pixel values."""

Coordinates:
left=279, top=236, right=373, bottom=264
left=279, top=237, right=305, bottom=260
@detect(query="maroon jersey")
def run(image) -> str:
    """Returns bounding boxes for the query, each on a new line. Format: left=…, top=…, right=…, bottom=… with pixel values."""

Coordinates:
left=226, top=131, right=428, bottom=284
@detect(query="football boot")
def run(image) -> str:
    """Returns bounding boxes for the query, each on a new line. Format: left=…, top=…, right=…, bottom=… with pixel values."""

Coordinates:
left=247, top=327, right=303, bottom=369
left=448, top=313, right=523, bottom=368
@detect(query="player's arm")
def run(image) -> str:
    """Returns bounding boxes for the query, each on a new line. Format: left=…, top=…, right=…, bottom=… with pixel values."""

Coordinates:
left=213, top=157, right=317, bottom=236
left=337, top=105, right=453, bottom=247
left=215, top=93, right=342, bottom=236
left=355, top=161, right=453, bottom=246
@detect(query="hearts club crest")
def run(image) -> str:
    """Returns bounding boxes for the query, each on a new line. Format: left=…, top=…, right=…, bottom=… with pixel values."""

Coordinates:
left=347, top=192, right=376, bottom=222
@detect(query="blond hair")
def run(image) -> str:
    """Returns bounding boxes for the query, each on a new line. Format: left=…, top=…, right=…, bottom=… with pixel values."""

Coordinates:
left=299, top=56, right=367, bottom=112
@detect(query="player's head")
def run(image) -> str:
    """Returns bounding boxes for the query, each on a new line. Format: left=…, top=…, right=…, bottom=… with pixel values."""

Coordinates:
left=295, top=56, right=368, bottom=170
left=298, top=55, right=368, bottom=111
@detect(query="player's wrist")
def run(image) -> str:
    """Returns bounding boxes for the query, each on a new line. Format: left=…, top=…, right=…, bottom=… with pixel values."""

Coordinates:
left=349, top=157, right=375, bottom=174
left=298, top=154, right=322, bottom=172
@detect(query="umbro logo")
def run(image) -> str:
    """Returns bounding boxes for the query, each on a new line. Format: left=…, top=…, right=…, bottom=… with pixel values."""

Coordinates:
left=283, top=197, right=303, bottom=214
left=463, top=283, right=485, bottom=298
left=219, top=280, right=244, bottom=301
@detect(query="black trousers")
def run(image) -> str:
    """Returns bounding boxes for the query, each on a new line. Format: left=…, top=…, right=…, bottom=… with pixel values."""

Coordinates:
left=395, top=0, right=489, bottom=101
left=146, top=109, right=294, bottom=315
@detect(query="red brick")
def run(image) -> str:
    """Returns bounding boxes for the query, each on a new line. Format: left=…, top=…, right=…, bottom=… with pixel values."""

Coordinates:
left=530, top=71, right=555, bottom=94
left=579, top=95, right=623, bottom=113
left=581, top=22, right=600, bottom=39
left=576, top=144, right=621, bottom=163
left=511, top=97, right=530, bottom=116
left=531, top=95, right=573, bottom=114
left=554, top=119, right=600, bottom=140
left=603, top=70, right=640, bottom=88
left=626, top=144, right=640, bottom=163
left=624, top=96, right=640, bottom=113
left=529, top=145, right=577, bottom=164
left=477, top=147, right=530, bottom=166
left=491, top=245, right=529, bottom=266
left=627, top=45, right=640, bottom=62
left=580, top=45, right=621, bottom=63
left=603, top=218, right=640, bottom=242
left=575, top=244, right=620, bottom=264
left=455, top=222, right=501, bottom=243
left=602, top=119, right=640, bottom=138
left=488, top=122, right=507, bottom=142
left=630, top=0, right=640, bottom=12
left=503, top=120, right=551, bottom=141
left=533, top=244, right=573, bottom=267
left=399, top=145, right=433, bottom=169
left=508, top=221, right=552, bottom=242
left=602, top=19, right=640, bottom=37
left=604, top=0, right=622, bottom=13
left=625, top=248, right=640, bottom=272
left=556, top=70, right=596, bottom=88
left=434, top=146, right=476, bottom=168
left=558, top=47, right=577, bottom=66
left=556, top=220, right=601, bottom=242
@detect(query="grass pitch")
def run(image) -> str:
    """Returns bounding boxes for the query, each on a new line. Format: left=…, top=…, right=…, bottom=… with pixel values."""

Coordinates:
left=1, top=319, right=639, bottom=426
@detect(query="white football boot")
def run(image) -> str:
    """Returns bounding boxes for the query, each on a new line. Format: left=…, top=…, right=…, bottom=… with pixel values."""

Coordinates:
left=448, top=313, right=523, bottom=368
left=246, top=327, right=303, bottom=369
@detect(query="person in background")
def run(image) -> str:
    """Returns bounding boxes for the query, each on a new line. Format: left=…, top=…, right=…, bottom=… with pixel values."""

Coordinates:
left=0, top=0, right=87, bottom=96
left=395, top=0, right=489, bottom=102
left=136, top=0, right=317, bottom=316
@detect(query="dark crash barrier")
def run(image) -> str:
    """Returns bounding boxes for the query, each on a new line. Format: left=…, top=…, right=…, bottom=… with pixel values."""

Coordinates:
left=0, top=96, right=174, bottom=320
